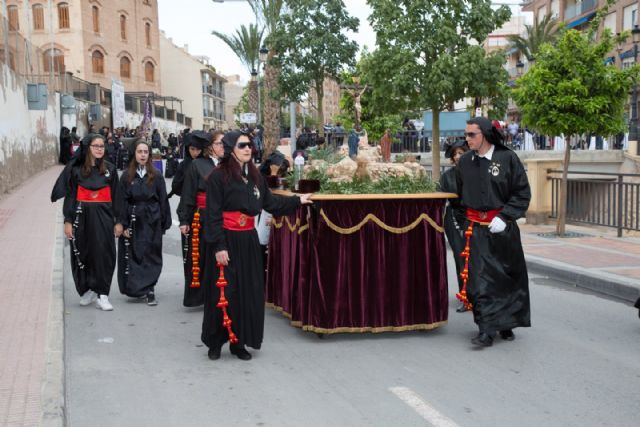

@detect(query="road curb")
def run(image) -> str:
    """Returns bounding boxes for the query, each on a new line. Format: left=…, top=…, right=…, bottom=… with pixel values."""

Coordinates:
left=41, top=205, right=65, bottom=427
left=526, top=255, right=640, bottom=303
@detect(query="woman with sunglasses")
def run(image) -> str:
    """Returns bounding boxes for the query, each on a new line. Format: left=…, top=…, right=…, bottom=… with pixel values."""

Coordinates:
left=201, top=131, right=312, bottom=361
left=177, top=130, right=225, bottom=307
left=115, top=140, right=171, bottom=306
left=51, top=134, right=120, bottom=311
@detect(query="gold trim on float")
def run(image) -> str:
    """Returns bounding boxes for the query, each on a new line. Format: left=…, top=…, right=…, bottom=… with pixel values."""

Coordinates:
left=271, top=216, right=309, bottom=234
left=319, top=208, right=444, bottom=234
left=265, top=302, right=447, bottom=334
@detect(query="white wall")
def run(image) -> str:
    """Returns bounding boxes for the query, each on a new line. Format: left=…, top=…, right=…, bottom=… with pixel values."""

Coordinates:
left=0, top=64, right=60, bottom=195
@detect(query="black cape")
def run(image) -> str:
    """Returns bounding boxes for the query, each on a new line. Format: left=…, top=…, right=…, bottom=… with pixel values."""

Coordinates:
left=62, top=163, right=119, bottom=296
left=116, top=171, right=172, bottom=297
left=201, top=169, right=300, bottom=350
left=176, top=157, right=217, bottom=307
left=455, top=146, right=532, bottom=332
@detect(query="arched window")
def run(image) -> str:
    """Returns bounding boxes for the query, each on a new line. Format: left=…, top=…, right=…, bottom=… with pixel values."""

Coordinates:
left=92, top=6, right=100, bottom=33
left=0, top=48, right=16, bottom=71
left=43, top=49, right=65, bottom=73
left=120, top=15, right=127, bottom=40
left=33, top=5, right=45, bottom=30
left=144, top=61, right=154, bottom=82
left=120, top=57, right=131, bottom=79
left=7, top=6, right=19, bottom=31
left=58, top=3, right=70, bottom=29
left=145, top=22, right=151, bottom=47
left=92, top=50, right=104, bottom=74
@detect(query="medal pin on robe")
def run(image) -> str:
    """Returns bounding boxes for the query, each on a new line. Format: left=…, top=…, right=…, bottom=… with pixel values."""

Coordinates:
left=489, top=162, right=501, bottom=177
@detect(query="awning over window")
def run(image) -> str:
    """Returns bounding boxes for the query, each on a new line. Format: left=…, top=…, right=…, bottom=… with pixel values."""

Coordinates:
left=565, top=12, right=596, bottom=29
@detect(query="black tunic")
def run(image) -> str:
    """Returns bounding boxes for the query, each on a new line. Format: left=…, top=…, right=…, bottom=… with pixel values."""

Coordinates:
left=455, top=146, right=531, bottom=332
left=201, top=170, right=300, bottom=350
left=438, top=167, right=466, bottom=291
left=116, top=171, right=172, bottom=298
left=63, top=163, right=119, bottom=296
left=176, top=157, right=217, bottom=307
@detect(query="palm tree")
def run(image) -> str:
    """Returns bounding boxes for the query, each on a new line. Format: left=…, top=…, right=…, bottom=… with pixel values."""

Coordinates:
left=507, top=14, right=559, bottom=61
left=249, top=0, right=285, bottom=159
left=213, top=23, right=264, bottom=120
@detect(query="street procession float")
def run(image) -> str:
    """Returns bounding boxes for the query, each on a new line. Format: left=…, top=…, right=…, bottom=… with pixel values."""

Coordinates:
left=265, top=142, right=457, bottom=336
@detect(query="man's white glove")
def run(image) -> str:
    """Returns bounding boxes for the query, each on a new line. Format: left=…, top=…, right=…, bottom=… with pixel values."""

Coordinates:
left=488, top=216, right=506, bottom=234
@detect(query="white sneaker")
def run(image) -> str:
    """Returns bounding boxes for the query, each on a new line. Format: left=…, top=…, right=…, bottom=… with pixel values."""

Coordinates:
left=79, top=290, right=97, bottom=306
left=96, top=295, right=114, bottom=311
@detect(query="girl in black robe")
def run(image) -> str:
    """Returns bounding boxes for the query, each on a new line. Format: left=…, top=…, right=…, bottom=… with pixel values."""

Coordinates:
left=176, top=131, right=222, bottom=307
left=115, top=140, right=172, bottom=305
left=455, top=117, right=531, bottom=346
left=52, top=134, right=119, bottom=311
left=437, top=139, right=469, bottom=312
left=201, top=131, right=312, bottom=361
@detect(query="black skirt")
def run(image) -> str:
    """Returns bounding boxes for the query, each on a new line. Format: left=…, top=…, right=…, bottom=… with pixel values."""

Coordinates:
left=70, top=202, right=116, bottom=296
left=467, top=221, right=531, bottom=332
left=201, top=229, right=265, bottom=350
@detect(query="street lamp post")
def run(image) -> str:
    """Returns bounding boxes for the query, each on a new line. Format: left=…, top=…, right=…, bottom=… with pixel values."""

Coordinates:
left=257, top=46, right=268, bottom=126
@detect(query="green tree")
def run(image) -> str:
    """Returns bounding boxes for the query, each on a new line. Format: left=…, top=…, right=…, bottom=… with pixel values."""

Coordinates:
left=507, top=13, right=559, bottom=62
left=367, top=0, right=511, bottom=181
left=270, top=0, right=359, bottom=132
left=212, top=23, right=264, bottom=117
left=513, top=1, right=639, bottom=236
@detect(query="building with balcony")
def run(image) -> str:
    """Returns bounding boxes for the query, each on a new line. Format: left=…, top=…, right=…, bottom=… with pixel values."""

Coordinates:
left=200, top=63, right=226, bottom=130
left=160, top=33, right=226, bottom=131
left=223, top=74, right=245, bottom=129
left=2, top=0, right=162, bottom=94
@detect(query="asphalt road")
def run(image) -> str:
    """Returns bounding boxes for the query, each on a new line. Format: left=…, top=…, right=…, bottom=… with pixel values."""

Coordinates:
left=63, top=185, right=640, bottom=427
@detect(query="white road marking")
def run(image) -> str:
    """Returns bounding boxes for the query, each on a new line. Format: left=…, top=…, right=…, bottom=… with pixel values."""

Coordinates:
left=389, top=386, right=460, bottom=427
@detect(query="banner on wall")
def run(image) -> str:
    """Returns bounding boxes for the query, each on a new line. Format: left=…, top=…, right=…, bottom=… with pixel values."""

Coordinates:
left=111, top=79, right=126, bottom=128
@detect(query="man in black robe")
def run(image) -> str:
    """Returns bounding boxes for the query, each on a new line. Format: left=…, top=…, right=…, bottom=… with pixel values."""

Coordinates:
left=455, top=117, right=531, bottom=347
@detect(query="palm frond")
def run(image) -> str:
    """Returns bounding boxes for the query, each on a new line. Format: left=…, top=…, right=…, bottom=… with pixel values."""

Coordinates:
left=212, top=23, right=264, bottom=73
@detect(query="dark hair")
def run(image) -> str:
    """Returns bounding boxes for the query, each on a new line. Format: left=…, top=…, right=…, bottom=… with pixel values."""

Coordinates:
left=218, top=133, right=261, bottom=185
left=81, top=135, right=107, bottom=177
left=127, top=140, right=157, bottom=187
left=466, top=117, right=504, bottom=146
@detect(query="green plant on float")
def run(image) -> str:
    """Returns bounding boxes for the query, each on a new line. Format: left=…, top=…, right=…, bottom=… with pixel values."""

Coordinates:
left=300, top=167, right=435, bottom=195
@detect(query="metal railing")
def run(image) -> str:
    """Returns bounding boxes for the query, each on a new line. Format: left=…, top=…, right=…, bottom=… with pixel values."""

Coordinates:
left=549, top=170, right=640, bottom=236
left=392, top=131, right=431, bottom=153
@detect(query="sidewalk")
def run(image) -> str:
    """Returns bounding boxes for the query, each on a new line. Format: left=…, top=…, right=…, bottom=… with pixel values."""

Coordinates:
left=520, top=223, right=640, bottom=303
left=0, top=165, right=64, bottom=427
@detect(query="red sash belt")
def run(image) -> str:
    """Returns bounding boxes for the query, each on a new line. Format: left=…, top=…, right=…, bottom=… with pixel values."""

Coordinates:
left=466, top=208, right=502, bottom=225
left=196, top=191, right=206, bottom=209
left=223, top=211, right=254, bottom=231
left=77, top=185, right=112, bottom=202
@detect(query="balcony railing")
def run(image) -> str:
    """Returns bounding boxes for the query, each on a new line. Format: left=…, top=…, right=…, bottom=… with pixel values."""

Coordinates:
left=564, top=0, right=597, bottom=21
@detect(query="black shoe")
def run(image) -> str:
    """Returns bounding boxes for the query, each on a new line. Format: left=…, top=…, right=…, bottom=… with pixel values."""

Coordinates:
left=207, top=346, right=221, bottom=360
left=499, top=329, right=515, bottom=341
left=146, top=292, right=157, bottom=306
left=471, top=332, right=494, bottom=347
left=230, top=345, right=252, bottom=361
left=456, top=302, right=469, bottom=313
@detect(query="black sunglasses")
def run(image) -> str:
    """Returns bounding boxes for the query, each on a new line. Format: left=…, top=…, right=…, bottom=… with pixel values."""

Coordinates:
left=236, top=142, right=253, bottom=149
left=464, top=132, right=481, bottom=138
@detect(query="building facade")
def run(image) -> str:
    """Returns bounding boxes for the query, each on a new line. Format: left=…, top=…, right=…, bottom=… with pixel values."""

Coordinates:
left=160, top=33, right=226, bottom=131
left=3, top=0, right=162, bottom=93
left=308, top=77, right=341, bottom=126
left=522, top=0, right=639, bottom=65
left=223, top=74, right=244, bottom=129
